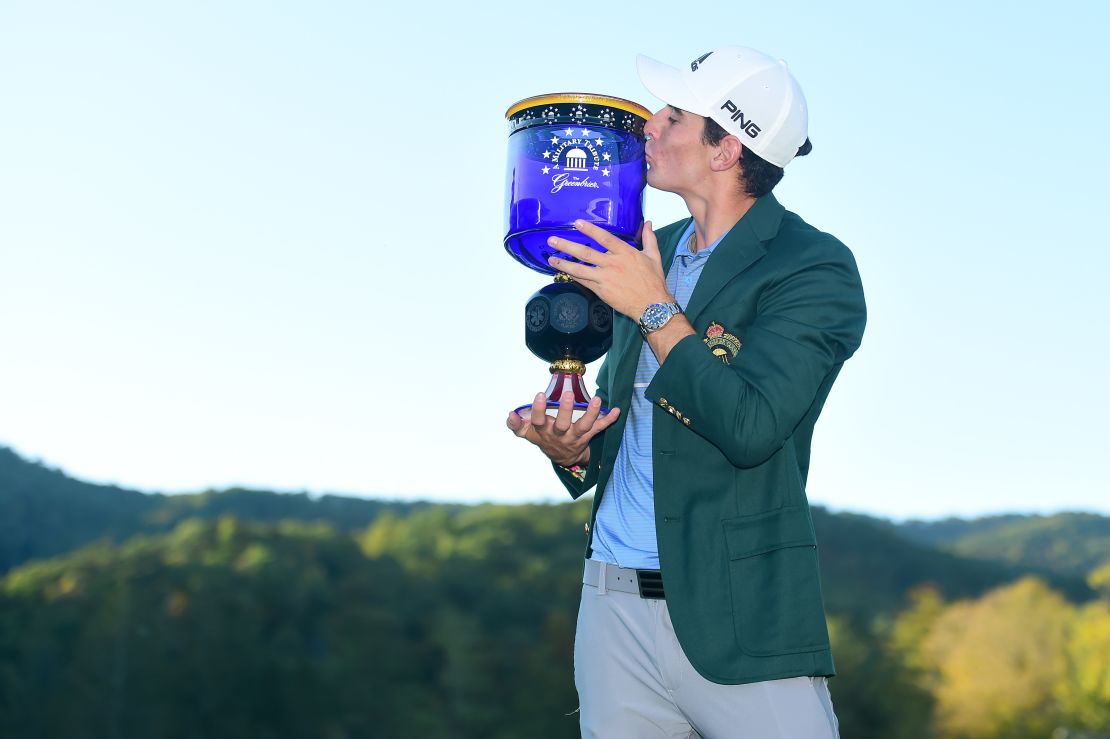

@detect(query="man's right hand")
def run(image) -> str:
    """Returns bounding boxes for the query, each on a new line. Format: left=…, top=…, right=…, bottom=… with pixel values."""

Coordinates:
left=505, top=391, right=621, bottom=468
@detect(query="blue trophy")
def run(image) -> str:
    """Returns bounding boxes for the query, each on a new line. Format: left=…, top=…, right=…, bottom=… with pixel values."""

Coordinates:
left=504, top=93, right=651, bottom=421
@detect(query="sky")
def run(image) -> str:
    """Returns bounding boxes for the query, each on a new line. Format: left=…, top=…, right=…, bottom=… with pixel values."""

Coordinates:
left=1, top=0, right=1107, bottom=520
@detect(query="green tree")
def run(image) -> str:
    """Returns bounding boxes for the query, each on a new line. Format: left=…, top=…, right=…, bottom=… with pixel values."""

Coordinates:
left=827, top=613, right=935, bottom=738
left=1055, top=569, right=1110, bottom=733
left=921, top=577, right=1072, bottom=738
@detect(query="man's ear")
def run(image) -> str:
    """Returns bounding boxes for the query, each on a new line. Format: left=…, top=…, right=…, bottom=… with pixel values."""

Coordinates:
left=710, top=135, right=743, bottom=172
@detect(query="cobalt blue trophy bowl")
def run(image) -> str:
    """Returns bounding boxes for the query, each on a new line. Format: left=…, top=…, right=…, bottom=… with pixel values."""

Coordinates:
left=504, top=93, right=651, bottom=421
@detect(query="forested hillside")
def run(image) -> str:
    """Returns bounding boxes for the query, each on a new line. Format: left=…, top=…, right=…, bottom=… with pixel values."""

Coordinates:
left=2, top=446, right=1109, bottom=738
left=898, top=512, right=1110, bottom=579
left=0, top=507, right=588, bottom=738
left=1, top=447, right=1096, bottom=604
left=0, top=446, right=431, bottom=574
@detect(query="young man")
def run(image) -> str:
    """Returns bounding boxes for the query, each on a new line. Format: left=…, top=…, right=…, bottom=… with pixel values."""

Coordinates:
left=507, top=46, right=866, bottom=738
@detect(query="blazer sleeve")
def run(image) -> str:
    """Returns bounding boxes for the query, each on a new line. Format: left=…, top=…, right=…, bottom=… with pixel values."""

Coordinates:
left=645, top=236, right=866, bottom=468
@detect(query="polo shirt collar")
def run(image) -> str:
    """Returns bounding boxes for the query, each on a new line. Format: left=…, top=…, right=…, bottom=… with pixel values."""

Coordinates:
left=672, top=221, right=723, bottom=265
left=659, top=192, right=786, bottom=325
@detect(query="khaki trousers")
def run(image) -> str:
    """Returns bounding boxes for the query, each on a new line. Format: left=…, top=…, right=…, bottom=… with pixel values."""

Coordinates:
left=574, top=569, right=840, bottom=739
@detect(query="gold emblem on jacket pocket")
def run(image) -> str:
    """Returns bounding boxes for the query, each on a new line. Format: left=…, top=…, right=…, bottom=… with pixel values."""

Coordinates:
left=704, top=322, right=742, bottom=364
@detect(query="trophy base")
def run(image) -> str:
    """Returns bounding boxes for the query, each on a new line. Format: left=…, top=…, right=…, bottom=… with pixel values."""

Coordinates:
left=513, top=401, right=611, bottom=423
left=513, top=364, right=610, bottom=422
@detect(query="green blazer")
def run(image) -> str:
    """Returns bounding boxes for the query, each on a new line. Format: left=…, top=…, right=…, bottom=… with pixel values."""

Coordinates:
left=554, top=192, right=867, bottom=685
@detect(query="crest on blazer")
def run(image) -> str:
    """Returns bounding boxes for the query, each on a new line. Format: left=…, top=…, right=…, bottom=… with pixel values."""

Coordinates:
left=703, top=322, right=742, bottom=363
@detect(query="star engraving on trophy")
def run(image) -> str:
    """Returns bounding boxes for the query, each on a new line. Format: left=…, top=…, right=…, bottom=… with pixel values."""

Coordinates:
left=564, top=128, right=574, bottom=136
left=543, top=151, right=551, bottom=159
left=603, top=152, right=611, bottom=161
left=526, top=300, right=548, bottom=331
left=581, top=129, right=591, bottom=137
left=541, top=165, right=550, bottom=174
left=595, top=137, right=603, bottom=147
left=602, top=168, right=610, bottom=176
left=550, top=135, right=559, bottom=144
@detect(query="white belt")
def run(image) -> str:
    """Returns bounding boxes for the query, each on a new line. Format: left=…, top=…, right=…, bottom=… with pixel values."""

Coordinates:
left=583, top=559, right=665, bottom=599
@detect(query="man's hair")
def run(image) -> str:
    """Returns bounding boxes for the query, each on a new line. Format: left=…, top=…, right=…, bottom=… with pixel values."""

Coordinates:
left=701, top=117, right=812, bottom=198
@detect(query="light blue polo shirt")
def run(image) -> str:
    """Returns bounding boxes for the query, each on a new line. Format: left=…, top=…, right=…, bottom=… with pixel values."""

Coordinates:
left=591, top=220, right=724, bottom=570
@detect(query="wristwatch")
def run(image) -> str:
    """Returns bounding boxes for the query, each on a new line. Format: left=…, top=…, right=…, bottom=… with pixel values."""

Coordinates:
left=639, top=302, right=683, bottom=336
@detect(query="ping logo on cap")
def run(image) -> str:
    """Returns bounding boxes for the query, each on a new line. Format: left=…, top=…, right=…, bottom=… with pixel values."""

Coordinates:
left=720, top=100, right=761, bottom=138
left=690, top=52, right=712, bottom=72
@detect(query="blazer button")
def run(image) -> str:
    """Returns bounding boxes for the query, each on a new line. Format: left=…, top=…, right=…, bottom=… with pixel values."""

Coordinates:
left=683, top=417, right=691, bottom=426
left=584, top=522, right=590, bottom=535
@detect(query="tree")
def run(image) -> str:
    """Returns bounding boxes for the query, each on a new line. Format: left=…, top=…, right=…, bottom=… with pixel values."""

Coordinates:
left=1055, top=569, right=1110, bottom=733
left=921, top=577, right=1072, bottom=738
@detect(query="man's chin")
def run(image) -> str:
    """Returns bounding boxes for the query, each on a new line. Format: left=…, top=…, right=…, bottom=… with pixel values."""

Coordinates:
left=645, top=172, right=674, bottom=194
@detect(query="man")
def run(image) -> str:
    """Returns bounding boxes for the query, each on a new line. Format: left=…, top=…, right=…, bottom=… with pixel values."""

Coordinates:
left=507, top=45, right=866, bottom=738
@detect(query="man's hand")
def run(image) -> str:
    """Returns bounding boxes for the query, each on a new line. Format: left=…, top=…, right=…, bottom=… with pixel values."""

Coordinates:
left=547, top=220, right=671, bottom=320
left=506, top=391, right=621, bottom=468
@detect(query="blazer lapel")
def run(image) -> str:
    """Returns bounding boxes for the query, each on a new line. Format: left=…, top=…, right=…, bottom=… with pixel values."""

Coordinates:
left=658, top=218, right=690, bottom=279
left=599, top=197, right=783, bottom=400
left=683, top=194, right=785, bottom=325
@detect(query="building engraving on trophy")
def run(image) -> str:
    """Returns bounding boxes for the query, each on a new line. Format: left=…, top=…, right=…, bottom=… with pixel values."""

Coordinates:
left=564, top=148, right=588, bottom=171
left=541, top=129, right=611, bottom=193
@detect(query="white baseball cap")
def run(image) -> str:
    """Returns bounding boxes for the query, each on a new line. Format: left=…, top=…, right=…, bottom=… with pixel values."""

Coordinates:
left=636, top=46, right=809, bottom=168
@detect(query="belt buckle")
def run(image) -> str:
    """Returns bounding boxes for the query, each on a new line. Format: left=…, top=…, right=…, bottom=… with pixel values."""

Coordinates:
left=636, top=569, right=664, bottom=599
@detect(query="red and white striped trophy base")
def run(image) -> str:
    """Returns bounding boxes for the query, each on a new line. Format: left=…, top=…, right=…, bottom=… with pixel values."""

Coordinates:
left=513, top=358, right=611, bottom=422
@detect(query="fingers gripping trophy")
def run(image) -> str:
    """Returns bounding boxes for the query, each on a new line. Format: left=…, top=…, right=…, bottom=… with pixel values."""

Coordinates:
left=503, top=94, right=652, bottom=424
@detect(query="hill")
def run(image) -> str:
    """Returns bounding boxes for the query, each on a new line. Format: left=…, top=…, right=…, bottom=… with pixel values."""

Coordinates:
left=0, top=445, right=1095, bottom=611
left=0, top=509, right=587, bottom=738
left=0, top=446, right=432, bottom=575
left=4, top=446, right=1110, bottom=738
left=811, top=508, right=1093, bottom=614
left=896, top=512, right=1110, bottom=580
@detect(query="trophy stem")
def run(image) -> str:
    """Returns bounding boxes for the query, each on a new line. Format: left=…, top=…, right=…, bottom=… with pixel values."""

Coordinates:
left=549, top=358, right=586, bottom=375
left=513, top=355, right=609, bottom=422
left=544, top=357, right=590, bottom=405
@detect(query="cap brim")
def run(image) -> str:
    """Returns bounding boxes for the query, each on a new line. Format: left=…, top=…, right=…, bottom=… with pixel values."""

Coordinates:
left=635, top=54, right=709, bottom=116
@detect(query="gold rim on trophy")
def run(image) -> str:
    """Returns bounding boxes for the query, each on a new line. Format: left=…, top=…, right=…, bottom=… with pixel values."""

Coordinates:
left=549, top=358, right=587, bottom=375
left=505, top=92, right=653, bottom=121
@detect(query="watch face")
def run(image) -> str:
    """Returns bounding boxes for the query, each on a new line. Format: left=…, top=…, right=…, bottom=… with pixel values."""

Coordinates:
left=640, top=303, right=680, bottom=333
left=642, top=304, right=669, bottom=331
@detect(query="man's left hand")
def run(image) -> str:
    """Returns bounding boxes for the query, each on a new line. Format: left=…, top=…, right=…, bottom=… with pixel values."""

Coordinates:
left=547, top=220, right=672, bottom=320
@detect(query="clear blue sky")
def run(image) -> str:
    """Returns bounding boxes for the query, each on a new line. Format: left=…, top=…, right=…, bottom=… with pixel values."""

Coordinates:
left=2, top=0, right=1107, bottom=519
